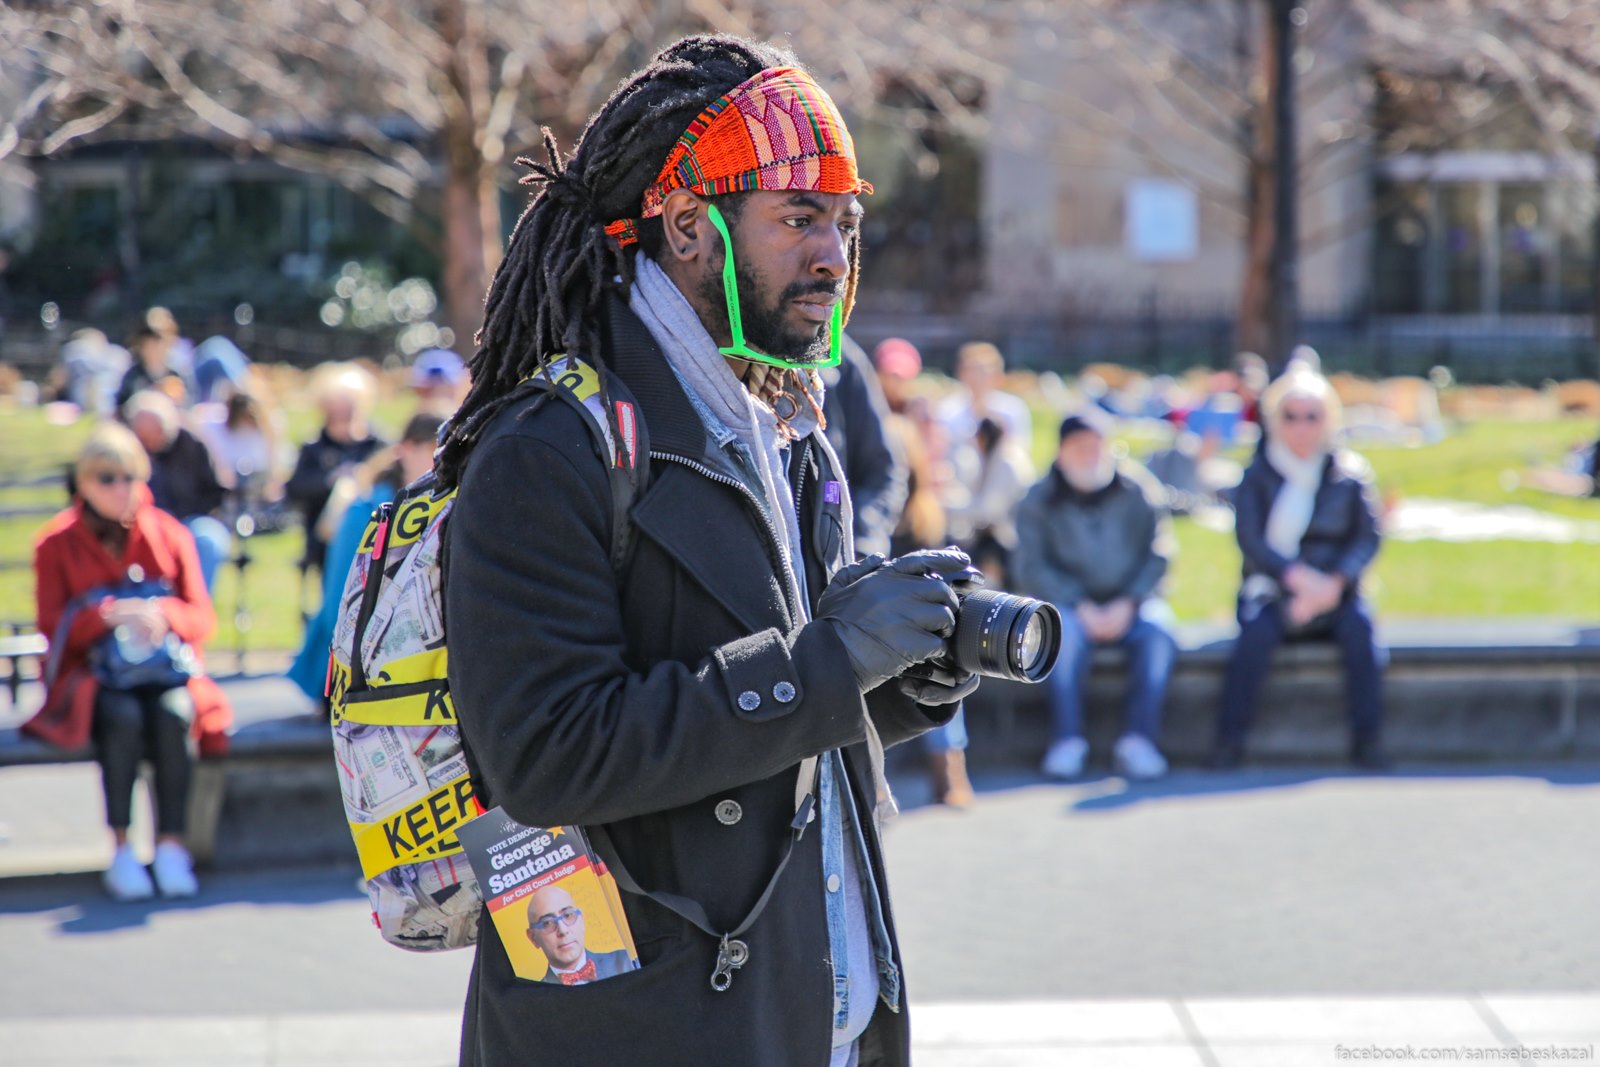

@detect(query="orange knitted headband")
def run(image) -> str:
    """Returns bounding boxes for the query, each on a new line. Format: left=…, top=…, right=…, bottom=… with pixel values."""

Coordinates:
left=604, top=67, right=872, bottom=247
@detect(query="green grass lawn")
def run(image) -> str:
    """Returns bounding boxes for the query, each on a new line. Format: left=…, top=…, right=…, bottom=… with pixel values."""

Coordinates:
left=1162, top=522, right=1599, bottom=624
left=1151, top=417, right=1600, bottom=624
left=2, top=402, right=1597, bottom=653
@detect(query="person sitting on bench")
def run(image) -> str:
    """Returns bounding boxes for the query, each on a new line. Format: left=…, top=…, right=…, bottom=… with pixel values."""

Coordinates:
left=1012, top=410, right=1178, bottom=782
left=29, top=423, right=232, bottom=900
left=1211, top=365, right=1388, bottom=770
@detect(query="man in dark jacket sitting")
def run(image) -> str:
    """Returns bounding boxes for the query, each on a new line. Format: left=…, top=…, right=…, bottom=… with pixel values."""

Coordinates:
left=115, top=325, right=188, bottom=411
left=435, top=36, right=979, bottom=1067
left=1012, top=411, right=1178, bottom=781
left=124, top=389, right=229, bottom=591
left=284, top=364, right=385, bottom=579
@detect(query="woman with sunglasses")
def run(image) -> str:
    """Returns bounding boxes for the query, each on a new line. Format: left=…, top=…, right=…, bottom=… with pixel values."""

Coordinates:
left=29, top=423, right=232, bottom=900
left=1211, top=366, right=1388, bottom=770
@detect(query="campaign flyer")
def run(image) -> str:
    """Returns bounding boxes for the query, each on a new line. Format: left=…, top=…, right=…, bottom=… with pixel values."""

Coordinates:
left=456, top=808, right=638, bottom=984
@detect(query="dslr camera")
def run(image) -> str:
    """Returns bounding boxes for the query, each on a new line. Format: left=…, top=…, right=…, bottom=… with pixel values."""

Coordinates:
left=911, top=576, right=1063, bottom=687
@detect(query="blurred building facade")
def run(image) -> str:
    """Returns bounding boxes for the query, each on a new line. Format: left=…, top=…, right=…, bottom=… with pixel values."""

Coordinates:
left=1373, top=153, right=1596, bottom=317
left=890, top=2, right=1598, bottom=380
left=4, top=141, right=433, bottom=326
left=3, top=5, right=1597, bottom=382
left=980, top=4, right=1372, bottom=319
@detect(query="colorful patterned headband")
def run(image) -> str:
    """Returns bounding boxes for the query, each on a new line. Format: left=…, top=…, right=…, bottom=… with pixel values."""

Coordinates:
left=604, top=66, right=872, bottom=247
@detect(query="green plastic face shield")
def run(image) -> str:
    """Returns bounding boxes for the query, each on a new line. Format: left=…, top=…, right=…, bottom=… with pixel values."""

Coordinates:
left=705, top=201, right=842, bottom=370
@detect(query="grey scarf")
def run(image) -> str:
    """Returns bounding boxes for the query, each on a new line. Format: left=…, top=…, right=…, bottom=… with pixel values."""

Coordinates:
left=628, top=256, right=811, bottom=602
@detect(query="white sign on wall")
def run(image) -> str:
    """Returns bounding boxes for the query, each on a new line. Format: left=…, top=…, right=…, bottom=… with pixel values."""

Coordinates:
left=1125, top=178, right=1199, bottom=262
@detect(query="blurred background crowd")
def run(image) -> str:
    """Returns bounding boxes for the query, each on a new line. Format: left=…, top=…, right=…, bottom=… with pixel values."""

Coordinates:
left=1, top=0, right=1599, bottom=898
left=7, top=298, right=1597, bottom=888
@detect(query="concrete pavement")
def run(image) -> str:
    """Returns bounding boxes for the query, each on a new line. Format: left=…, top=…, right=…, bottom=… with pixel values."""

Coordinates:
left=885, top=766, right=1600, bottom=999
left=0, top=996, right=1595, bottom=1066
left=2, top=762, right=1597, bottom=1064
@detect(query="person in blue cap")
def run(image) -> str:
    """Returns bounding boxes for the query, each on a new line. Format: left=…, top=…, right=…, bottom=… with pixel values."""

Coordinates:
left=410, top=348, right=467, bottom=415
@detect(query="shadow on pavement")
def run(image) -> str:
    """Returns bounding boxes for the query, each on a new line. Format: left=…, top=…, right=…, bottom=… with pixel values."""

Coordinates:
left=1063, top=763, right=1600, bottom=814
left=0, top=862, right=368, bottom=935
left=890, top=762, right=1600, bottom=817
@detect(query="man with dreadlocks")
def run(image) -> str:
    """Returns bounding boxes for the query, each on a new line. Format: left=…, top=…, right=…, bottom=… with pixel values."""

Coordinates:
left=440, top=35, right=982, bottom=1067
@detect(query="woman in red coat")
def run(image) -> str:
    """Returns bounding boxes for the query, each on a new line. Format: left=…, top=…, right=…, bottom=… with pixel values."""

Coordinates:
left=31, top=422, right=232, bottom=900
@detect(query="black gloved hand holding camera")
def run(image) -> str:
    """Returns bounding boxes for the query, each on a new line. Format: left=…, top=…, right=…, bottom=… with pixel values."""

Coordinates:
left=816, top=548, right=984, bottom=701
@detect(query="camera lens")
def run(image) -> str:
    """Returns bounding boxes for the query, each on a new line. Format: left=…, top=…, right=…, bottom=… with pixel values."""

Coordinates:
left=1018, top=612, right=1046, bottom=673
left=950, top=589, right=1062, bottom=683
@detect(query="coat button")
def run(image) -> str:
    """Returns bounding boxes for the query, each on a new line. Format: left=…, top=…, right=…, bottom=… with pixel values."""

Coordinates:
left=772, top=681, right=796, bottom=703
left=737, top=690, right=762, bottom=712
left=715, top=800, right=742, bottom=825
left=826, top=873, right=841, bottom=893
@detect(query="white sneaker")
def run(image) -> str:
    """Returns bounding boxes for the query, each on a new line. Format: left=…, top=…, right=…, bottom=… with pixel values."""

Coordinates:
left=151, top=841, right=199, bottom=898
left=1041, top=737, right=1089, bottom=779
left=104, top=844, right=155, bottom=902
left=1114, top=734, right=1169, bottom=780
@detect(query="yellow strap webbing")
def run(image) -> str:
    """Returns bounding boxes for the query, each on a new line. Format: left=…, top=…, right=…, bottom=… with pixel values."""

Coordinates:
left=350, top=772, right=479, bottom=880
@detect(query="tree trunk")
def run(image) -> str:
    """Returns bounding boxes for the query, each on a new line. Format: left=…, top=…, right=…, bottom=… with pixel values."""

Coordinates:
left=437, top=0, right=502, bottom=356
left=1238, top=134, right=1274, bottom=358
left=119, top=146, right=145, bottom=312
left=1592, top=135, right=1600, bottom=381
left=441, top=156, right=501, bottom=354
left=1236, top=6, right=1274, bottom=360
left=1266, top=0, right=1300, bottom=372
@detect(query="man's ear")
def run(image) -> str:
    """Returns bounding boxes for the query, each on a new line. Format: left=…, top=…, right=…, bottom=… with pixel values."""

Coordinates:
left=659, top=190, right=714, bottom=265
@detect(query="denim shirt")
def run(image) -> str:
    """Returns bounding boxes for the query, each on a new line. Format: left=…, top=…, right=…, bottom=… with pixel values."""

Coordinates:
left=821, top=750, right=901, bottom=1048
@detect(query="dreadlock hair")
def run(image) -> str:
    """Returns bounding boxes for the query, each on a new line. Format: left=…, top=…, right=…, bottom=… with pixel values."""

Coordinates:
left=437, top=34, right=822, bottom=489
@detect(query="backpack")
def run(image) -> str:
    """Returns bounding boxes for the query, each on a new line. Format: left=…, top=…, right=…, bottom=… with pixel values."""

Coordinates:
left=326, top=356, right=646, bottom=951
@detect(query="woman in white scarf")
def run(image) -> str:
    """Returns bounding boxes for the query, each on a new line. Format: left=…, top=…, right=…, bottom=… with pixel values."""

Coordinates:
left=1213, top=366, right=1388, bottom=769
left=1245, top=371, right=1347, bottom=626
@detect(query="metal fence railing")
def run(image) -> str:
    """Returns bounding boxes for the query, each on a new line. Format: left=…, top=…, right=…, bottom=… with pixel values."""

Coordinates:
left=3, top=303, right=1596, bottom=386
left=846, top=307, right=1600, bottom=384
left=0, top=315, right=400, bottom=379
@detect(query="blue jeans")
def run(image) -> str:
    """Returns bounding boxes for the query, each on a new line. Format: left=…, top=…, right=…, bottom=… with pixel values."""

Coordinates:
left=921, top=708, right=968, bottom=754
left=1217, top=596, right=1385, bottom=747
left=182, top=515, right=232, bottom=593
left=1046, top=599, right=1177, bottom=743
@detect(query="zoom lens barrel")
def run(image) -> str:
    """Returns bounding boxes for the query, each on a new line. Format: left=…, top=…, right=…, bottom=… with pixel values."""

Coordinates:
left=949, top=589, right=1063, bottom=683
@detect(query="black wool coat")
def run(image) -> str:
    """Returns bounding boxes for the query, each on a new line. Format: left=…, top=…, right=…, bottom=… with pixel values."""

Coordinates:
left=444, top=298, right=954, bottom=1067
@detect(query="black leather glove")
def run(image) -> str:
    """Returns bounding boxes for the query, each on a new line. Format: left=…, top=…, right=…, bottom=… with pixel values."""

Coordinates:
left=822, top=553, right=889, bottom=592
left=890, top=549, right=985, bottom=705
left=816, top=548, right=973, bottom=693
left=898, top=669, right=980, bottom=706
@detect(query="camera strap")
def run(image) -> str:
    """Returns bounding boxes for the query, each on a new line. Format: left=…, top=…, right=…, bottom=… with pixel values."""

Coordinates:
left=587, top=755, right=818, bottom=992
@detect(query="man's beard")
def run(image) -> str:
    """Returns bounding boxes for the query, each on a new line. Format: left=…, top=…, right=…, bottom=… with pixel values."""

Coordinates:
left=697, top=260, right=837, bottom=366
left=1062, top=454, right=1116, bottom=494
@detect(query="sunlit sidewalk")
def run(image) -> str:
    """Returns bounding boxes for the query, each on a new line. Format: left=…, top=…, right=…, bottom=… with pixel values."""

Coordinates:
left=3, top=995, right=1595, bottom=1066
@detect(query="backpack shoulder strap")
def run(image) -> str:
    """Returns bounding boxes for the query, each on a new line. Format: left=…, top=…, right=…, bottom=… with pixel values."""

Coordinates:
left=341, top=473, right=455, bottom=697
left=526, top=356, right=651, bottom=576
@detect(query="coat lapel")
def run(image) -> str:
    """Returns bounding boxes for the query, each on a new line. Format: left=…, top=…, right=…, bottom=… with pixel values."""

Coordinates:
left=602, top=295, right=795, bottom=635
left=629, top=462, right=792, bottom=634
